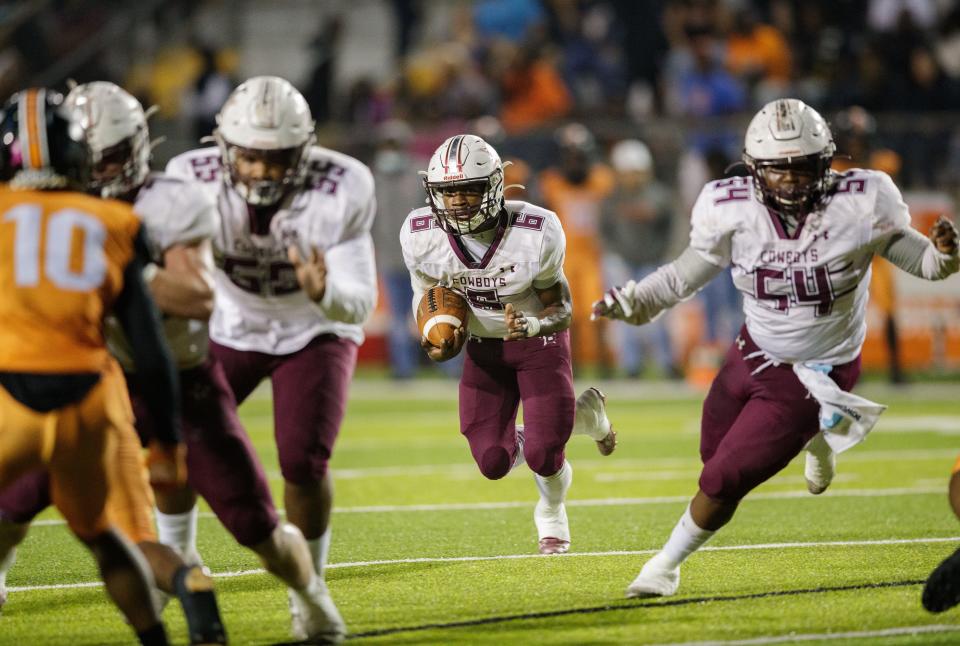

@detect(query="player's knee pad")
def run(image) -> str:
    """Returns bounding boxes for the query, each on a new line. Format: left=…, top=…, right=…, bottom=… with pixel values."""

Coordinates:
left=523, top=442, right=565, bottom=478
left=478, top=446, right=512, bottom=480
left=699, top=458, right=749, bottom=501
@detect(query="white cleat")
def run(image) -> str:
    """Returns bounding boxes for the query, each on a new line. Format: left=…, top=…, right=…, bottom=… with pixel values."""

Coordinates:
left=626, top=553, right=680, bottom=598
left=534, top=499, right=570, bottom=555
left=804, top=433, right=835, bottom=495
left=289, top=579, right=346, bottom=644
left=576, top=387, right=616, bottom=456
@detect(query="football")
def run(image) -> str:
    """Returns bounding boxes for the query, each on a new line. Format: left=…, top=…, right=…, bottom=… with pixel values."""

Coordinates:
left=417, top=286, right=469, bottom=347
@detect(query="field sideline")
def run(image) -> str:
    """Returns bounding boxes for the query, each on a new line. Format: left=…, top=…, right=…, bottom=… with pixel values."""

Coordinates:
left=1, top=378, right=959, bottom=644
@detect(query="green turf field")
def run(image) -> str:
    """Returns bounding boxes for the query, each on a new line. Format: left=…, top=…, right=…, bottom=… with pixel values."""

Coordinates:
left=2, top=379, right=960, bottom=645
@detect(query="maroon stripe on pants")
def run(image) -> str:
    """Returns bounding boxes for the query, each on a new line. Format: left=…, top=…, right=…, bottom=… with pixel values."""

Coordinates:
left=698, top=326, right=861, bottom=502
left=127, top=359, right=278, bottom=546
left=459, top=330, right=575, bottom=478
left=210, top=334, right=358, bottom=485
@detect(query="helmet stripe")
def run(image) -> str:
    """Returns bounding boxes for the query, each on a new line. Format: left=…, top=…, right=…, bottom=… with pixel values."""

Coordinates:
left=19, top=89, right=49, bottom=170
left=445, top=135, right=463, bottom=173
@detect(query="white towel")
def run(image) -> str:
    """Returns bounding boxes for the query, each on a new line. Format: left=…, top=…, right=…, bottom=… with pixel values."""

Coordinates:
left=792, top=363, right=887, bottom=454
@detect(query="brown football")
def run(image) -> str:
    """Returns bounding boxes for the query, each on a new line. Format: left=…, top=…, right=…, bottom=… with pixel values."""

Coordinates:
left=417, top=286, right=469, bottom=347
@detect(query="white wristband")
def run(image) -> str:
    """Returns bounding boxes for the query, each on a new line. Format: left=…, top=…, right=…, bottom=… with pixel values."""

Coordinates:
left=142, top=262, right=159, bottom=284
left=524, top=316, right=541, bottom=337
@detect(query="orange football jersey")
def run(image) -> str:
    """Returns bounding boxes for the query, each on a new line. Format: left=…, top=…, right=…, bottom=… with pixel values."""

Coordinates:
left=0, top=188, right=141, bottom=373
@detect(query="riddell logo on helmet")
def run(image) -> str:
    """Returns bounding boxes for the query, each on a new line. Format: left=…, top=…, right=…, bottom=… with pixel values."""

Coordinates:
left=443, top=173, right=465, bottom=181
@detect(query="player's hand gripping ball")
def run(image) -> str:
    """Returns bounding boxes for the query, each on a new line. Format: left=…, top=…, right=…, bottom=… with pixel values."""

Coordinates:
left=417, top=286, right=469, bottom=361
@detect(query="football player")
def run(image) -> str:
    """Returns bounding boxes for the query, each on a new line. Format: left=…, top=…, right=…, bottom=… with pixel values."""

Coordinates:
left=0, top=82, right=340, bottom=643
left=399, top=134, right=617, bottom=555
left=592, top=98, right=959, bottom=597
left=922, top=456, right=960, bottom=612
left=166, top=75, right=377, bottom=641
left=0, top=88, right=184, bottom=645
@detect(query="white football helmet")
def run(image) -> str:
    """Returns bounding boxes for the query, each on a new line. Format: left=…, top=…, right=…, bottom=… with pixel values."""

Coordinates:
left=610, top=139, right=652, bottom=173
left=214, top=76, right=315, bottom=206
left=64, top=81, right=150, bottom=198
left=423, top=134, right=505, bottom=235
left=742, top=98, right=836, bottom=216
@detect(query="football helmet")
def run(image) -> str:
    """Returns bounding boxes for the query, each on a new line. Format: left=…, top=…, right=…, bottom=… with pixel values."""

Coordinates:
left=65, top=81, right=151, bottom=198
left=0, top=87, right=90, bottom=190
left=610, top=139, right=652, bottom=173
left=214, top=76, right=315, bottom=206
left=742, top=98, right=836, bottom=217
left=423, top=134, right=505, bottom=235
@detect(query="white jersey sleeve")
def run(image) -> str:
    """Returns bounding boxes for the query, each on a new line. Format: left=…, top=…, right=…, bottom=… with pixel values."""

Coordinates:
left=136, top=173, right=217, bottom=256
left=533, top=214, right=566, bottom=288
left=689, top=180, right=739, bottom=267
left=868, top=171, right=912, bottom=249
left=317, top=164, right=378, bottom=325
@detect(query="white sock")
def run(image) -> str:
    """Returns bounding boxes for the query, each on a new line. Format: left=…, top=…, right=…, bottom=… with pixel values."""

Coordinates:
left=658, top=506, right=714, bottom=569
left=511, top=424, right=527, bottom=471
left=534, top=460, right=572, bottom=508
left=0, top=547, right=14, bottom=589
left=156, top=505, right=199, bottom=563
left=307, top=527, right=331, bottom=578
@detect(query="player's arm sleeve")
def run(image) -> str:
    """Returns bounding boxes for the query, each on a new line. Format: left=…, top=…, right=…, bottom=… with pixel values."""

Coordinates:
left=533, top=215, right=566, bottom=289
left=318, top=190, right=378, bottom=324
left=617, top=245, right=723, bottom=325
left=872, top=172, right=958, bottom=279
left=113, top=226, right=181, bottom=444
left=880, top=226, right=959, bottom=280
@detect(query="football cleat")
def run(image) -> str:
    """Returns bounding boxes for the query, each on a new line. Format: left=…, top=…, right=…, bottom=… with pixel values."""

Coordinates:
left=575, top=387, right=616, bottom=456
left=534, top=499, right=570, bottom=555
left=923, top=546, right=960, bottom=613
left=626, top=552, right=680, bottom=598
left=289, top=578, right=346, bottom=644
left=804, top=433, right=835, bottom=495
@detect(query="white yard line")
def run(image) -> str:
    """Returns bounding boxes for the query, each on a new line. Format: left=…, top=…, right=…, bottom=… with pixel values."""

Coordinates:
left=28, top=485, right=943, bottom=527
left=10, top=535, right=959, bottom=594
left=320, top=446, right=960, bottom=480
left=651, top=623, right=960, bottom=645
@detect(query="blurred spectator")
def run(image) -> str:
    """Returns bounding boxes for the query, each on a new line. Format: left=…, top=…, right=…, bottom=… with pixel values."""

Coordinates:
left=664, top=20, right=745, bottom=118
left=726, top=6, right=792, bottom=82
left=600, top=139, right=680, bottom=378
left=472, top=114, right=534, bottom=199
left=724, top=6, right=792, bottom=101
left=490, top=41, right=572, bottom=133
left=371, top=119, right=423, bottom=379
left=181, top=46, right=234, bottom=142
left=473, top=0, right=546, bottom=43
left=832, top=106, right=906, bottom=383
left=539, top=123, right=614, bottom=373
left=304, top=16, right=342, bottom=124
left=551, top=1, right=627, bottom=112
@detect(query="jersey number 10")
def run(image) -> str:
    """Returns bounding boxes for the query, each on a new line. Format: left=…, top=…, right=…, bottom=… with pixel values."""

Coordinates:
left=4, top=205, right=107, bottom=291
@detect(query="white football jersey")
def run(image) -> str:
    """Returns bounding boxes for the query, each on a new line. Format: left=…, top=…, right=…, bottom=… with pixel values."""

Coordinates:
left=400, top=201, right=566, bottom=339
left=166, top=146, right=377, bottom=354
left=690, top=169, right=910, bottom=364
left=107, top=173, right=216, bottom=370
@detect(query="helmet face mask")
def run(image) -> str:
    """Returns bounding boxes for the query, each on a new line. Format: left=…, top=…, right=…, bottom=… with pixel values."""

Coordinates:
left=742, top=99, right=836, bottom=218
left=214, top=76, right=315, bottom=207
left=424, top=134, right=505, bottom=236
left=65, top=81, right=151, bottom=198
left=221, top=141, right=309, bottom=207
